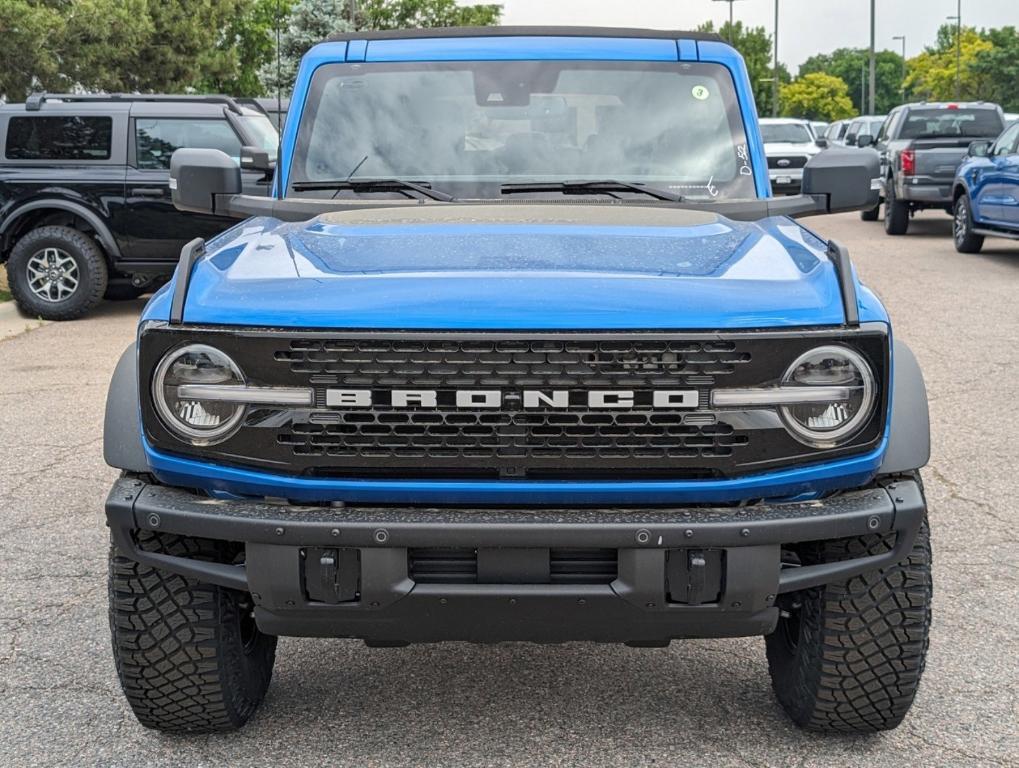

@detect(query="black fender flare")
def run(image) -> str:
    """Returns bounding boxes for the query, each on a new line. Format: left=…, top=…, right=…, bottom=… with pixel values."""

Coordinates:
left=104, top=343, right=148, bottom=473
left=0, top=198, right=123, bottom=260
left=879, top=338, right=931, bottom=475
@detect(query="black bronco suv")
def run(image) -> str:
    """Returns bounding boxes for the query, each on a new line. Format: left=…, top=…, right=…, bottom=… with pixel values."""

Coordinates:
left=0, top=93, right=278, bottom=320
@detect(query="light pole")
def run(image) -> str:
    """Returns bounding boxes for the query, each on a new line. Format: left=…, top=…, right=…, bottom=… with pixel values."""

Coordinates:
left=772, top=0, right=780, bottom=117
left=947, top=0, right=961, bottom=99
left=712, top=0, right=747, bottom=43
left=868, top=0, right=876, bottom=116
left=892, top=35, right=906, bottom=100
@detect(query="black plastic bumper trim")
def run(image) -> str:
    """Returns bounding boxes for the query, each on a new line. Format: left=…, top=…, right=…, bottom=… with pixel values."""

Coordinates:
left=106, top=476, right=924, bottom=598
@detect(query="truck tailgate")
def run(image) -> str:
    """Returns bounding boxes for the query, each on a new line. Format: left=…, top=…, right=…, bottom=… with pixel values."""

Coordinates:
left=912, top=139, right=977, bottom=181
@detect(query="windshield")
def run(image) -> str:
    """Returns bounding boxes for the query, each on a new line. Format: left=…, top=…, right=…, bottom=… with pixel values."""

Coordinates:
left=291, top=60, right=757, bottom=200
left=239, top=114, right=279, bottom=158
left=760, top=123, right=812, bottom=144
left=900, top=108, right=1004, bottom=139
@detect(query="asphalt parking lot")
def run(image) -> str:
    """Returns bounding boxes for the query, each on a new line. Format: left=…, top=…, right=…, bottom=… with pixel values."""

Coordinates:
left=1, top=210, right=1017, bottom=767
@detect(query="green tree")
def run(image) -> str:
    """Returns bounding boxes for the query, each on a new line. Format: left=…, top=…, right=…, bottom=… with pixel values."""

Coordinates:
left=259, top=0, right=354, bottom=97
left=779, top=72, right=855, bottom=121
left=60, top=0, right=153, bottom=94
left=261, top=0, right=501, bottom=97
left=0, top=1, right=64, bottom=100
left=357, top=0, right=500, bottom=29
left=697, top=21, right=789, bottom=117
left=969, top=26, right=1019, bottom=112
left=799, top=47, right=905, bottom=115
left=203, top=0, right=294, bottom=96
left=904, top=25, right=994, bottom=102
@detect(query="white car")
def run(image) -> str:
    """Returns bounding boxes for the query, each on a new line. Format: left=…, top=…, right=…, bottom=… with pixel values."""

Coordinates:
left=759, top=118, right=824, bottom=194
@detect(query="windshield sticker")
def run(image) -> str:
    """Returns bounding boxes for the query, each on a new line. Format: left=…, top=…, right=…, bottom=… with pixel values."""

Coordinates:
left=737, top=144, right=753, bottom=175
left=691, top=85, right=710, bottom=100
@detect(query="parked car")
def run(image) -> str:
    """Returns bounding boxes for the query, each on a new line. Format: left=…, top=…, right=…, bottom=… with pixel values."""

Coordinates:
left=824, top=118, right=852, bottom=147
left=844, top=116, right=887, bottom=147
left=0, top=93, right=279, bottom=320
left=103, top=26, right=932, bottom=736
left=867, top=102, right=1005, bottom=235
left=951, top=120, right=1019, bottom=252
left=759, top=117, right=825, bottom=194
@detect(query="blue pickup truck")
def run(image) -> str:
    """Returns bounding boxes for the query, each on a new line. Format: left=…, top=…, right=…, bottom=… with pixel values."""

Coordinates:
left=103, top=27, right=932, bottom=735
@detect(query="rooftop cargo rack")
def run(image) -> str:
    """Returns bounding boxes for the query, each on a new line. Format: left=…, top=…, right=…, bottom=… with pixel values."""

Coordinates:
left=24, top=93, right=244, bottom=114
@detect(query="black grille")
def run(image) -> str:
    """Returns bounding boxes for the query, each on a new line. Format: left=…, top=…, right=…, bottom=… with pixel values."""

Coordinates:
left=272, top=338, right=751, bottom=474
left=767, top=155, right=808, bottom=169
left=274, top=338, right=752, bottom=386
left=139, top=327, right=890, bottom=479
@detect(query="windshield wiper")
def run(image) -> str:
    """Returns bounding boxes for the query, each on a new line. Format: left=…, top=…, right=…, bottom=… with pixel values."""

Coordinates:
left=291, top=178, right=455, bottom=202
left=501, top=180, right=683, bottom=202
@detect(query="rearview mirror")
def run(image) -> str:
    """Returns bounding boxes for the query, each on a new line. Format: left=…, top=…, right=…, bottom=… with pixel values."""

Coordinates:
left=801, top=147, right=880, bottom=213
left=240, top=145, right=275, bottom=173
left=856, top=133, right=874, bottom=148
left=967, top=140, right=991, bottom=157
left=170, top=148, right=241, bottom=215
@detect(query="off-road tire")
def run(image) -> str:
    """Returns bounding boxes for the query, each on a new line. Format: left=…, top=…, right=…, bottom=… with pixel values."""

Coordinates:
left=6, top=225, right=108, bottom=320
left=860, top=201, right=881, bottom=221
left=109, top=531, right=277, bottom=733
left=952, top=194, right=984, bottom=254
left=884, top=181, right=910, bottom=235
left=765, top=495, right=932, bottom=733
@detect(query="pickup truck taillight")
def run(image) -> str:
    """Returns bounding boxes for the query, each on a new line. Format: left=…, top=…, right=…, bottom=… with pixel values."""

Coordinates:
left=900, top=149, right=916, bottom=176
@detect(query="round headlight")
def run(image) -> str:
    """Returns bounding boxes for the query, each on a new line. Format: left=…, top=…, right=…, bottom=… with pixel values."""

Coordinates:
left=152, top=344, right=245, bottom=444
left=780, top=345, right=875, bottom=447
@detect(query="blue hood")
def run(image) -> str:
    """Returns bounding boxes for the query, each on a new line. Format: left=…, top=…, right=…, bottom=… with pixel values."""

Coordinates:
left=154, top=205, right=876, bottom=329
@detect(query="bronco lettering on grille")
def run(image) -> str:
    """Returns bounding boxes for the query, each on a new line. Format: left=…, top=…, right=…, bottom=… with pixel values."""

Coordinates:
left=324, top=389, right=700, bottom=410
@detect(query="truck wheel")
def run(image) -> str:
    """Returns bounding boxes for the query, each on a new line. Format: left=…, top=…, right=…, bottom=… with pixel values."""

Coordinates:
left=6, top=225, right=108, bottom=320
left=109, top=530, right=277, bottom=733
left=884, top=183, right=909, bottom=235
left=859, top=201, right=880, bottom=221
left=765, top=505, right=932, bottom=733
left=952, top=194, right=984, bottom=254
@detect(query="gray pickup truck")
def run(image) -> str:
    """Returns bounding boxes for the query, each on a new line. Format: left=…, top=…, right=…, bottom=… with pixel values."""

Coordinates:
left=863, top=102, right=1005, bottom=235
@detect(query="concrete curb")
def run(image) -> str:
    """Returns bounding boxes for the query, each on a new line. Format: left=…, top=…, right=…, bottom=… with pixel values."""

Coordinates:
left=0, top=301, right=49, bottom=341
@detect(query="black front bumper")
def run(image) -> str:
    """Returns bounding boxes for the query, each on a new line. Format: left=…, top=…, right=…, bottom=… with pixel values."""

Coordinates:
left=106, top=476, right=925, bottom=644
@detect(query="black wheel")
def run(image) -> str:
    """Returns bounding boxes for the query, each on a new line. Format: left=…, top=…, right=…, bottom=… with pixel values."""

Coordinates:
left=765, top=492, right=932, bottom=733
left=860, top=201, right=880, bottom=221
left=6, top=225, right=108, bottom=320
left=109, top=531, right=277, bottom=733
left=103, top=282, right=147, bottom=301
left=884, top=181, right=909, bottom=235
left=952, top=194, right=984, bottom=254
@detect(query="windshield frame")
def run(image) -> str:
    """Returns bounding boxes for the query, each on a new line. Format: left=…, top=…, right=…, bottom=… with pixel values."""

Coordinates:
left=287, top=58, right=759, bottom=202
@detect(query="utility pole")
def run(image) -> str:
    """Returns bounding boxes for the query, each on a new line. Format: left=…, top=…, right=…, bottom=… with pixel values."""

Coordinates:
left=712, top=0, right=746, bottom=44
left=861, top=61, right=866, bottom=114
left=772, top=0, right=779, bottom=117
left=892, top=35, right=906, bottom=100
left=349, top=0, right=357, bottom=27
left=948, top=0, right=962, bottom=99
left=868, top=0, right=876, bottom=115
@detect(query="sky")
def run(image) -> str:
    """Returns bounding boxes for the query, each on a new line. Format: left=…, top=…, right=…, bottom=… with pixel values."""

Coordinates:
left=492, top=0, right=1019, bottom=71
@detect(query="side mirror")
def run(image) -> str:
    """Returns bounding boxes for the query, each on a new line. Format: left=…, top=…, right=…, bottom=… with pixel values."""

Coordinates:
left=844, top=134, right=857, bottom=146
left=968, top=140, right=991, bottom=157
left=815, top=137, right=829, bottom=149
left=170, top=148, right=241, bottom=215
left=801, top=147, right=880, bottom=213
left=856, top=133, right=874, bottom=148
left=240, top=145, right=275, bottom=173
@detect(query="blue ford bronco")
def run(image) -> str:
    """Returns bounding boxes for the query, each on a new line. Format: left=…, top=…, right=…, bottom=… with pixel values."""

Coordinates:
left=103, top=28, right=932, bottom=734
